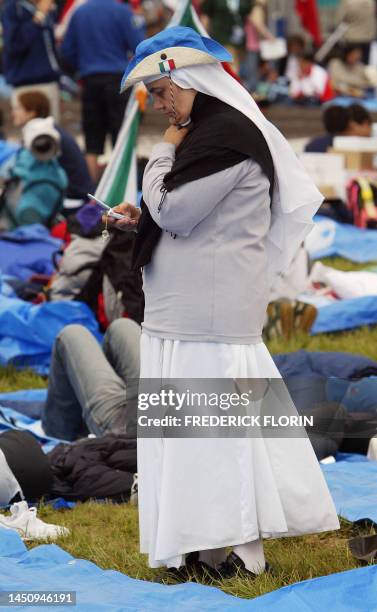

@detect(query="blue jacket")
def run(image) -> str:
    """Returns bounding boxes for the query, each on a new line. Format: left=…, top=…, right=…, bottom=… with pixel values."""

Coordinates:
left=60, top=0, right=144, bottom=78
left=2, top=0, right=60, bottom=86
left=11, top=149, right=67, bottom=226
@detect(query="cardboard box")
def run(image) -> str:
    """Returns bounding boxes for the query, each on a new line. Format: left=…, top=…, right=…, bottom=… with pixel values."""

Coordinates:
left=318, top=185, right=338, bottom=199
left=329, top=149, right=375, bottom=171
left=299, top=153, right=346, bottom=199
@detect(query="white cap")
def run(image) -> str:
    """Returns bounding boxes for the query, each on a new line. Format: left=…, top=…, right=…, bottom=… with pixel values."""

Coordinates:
left=22, top=117, right=60, bottom=160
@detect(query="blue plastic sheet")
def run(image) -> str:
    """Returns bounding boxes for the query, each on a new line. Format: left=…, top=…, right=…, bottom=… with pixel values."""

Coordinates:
left=0, top=224, right=62, bottom=280
left=0, top=527, right=376, bottom=611
left=0, top=295, right=101, bottom=374
left=0, top=140, right=19, bottom=165
left=0, top=405, right=63, bottom=453
left=0, top=389, right=47, bottom=419
left=0, top=389, right=46, bottom=420
left=322, top=456, right=377, bottom=524
left=307, top=216, right=377, bottom=263
left=312, top=295, right=377, bottom=334
left=244, top=565, right=377, bottom=611
left=328, top=97, right=377, bottom=113
left=0, top=389, right=47, bottom=403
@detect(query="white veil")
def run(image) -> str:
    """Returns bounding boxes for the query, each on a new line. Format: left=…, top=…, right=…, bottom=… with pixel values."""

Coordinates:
left=147, top=63, right=322, bottom=287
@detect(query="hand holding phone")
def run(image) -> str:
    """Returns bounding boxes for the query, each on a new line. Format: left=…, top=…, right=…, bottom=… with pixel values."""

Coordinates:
left=88, top=194, right=141, bottom=232
left=88, top=194, right=126, bottom=220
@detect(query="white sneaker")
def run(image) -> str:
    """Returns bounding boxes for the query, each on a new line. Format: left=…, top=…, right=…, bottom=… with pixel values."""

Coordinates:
left=130, top=473, right=138, bottom=506
left=0, top=501, right=70, bottom=541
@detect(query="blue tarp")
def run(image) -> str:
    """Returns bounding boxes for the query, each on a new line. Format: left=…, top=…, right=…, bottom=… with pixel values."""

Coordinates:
left=306, top=216, right=377, bottom=263
left=322, top=455, right=377, bottom=524
left=0, top=389, right=47, bottom=403
left=0, top=527, right=376, bottom=611
left=0, top=405, right=61, bottom=453
left=0, top=389, right=47, bottom=419
left=328, top=97, right=377, bottom=112
left=0, top=295, right=101, bottom=374
left=0, top=140, right=19, bottom=166
left=312, top=295, right=377, bottom=334
left=0, top=224, right=62, bottom=280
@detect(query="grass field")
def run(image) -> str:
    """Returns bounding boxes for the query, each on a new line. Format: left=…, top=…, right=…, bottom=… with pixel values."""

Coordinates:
left=0, top=255, right=376, bottom=601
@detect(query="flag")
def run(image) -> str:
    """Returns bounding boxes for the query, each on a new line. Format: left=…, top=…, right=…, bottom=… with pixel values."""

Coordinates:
left=95, top=92, right=141, bottom=207
left=295, top=0, right=322, bottom=47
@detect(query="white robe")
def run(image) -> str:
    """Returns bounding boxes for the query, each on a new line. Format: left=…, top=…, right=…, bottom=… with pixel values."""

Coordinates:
left=138, top=333, right=340, bottom=569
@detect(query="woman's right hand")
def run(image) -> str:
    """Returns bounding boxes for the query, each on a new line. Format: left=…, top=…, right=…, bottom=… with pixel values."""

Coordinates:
left=103, top=202, right=141, bottom=232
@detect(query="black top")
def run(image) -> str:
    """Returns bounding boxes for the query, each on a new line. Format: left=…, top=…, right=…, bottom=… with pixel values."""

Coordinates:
left=304, top=134, right=334, bottom=153
left=56, top=126, right=94, bottom=199
left=0, top=430, right=53, bottom=501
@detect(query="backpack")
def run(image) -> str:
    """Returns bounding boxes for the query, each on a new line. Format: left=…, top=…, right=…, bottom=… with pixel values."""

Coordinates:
left=347, top=177, right=377, bottom=229
left=76, top=231, right=144, bottom=329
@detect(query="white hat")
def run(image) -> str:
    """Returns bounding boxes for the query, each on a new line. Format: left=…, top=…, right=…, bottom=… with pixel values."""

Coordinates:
left=121, top=25, right=232, bottom=91
left=22, top=117, right=60, bottom=160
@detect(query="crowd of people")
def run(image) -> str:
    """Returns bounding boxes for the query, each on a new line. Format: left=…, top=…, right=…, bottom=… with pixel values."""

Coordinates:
left=0, top=0, right=376, bottom=228
left=1, top=0, right=377, bottom=586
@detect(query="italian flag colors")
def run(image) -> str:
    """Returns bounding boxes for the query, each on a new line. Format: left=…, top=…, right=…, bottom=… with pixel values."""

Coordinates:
left=95, top=0, right=205, bottom=208
left=159, top=58, right=176, bottom=73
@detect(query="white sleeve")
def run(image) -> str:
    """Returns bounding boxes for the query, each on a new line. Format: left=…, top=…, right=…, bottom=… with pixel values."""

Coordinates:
left=142, top=142, right=243, bottom=237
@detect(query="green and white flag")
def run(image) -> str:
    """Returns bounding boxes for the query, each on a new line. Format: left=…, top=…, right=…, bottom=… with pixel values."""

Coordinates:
left=95, top=92, right=140, bottom=207
left=95, top=0, right=205, bottom=208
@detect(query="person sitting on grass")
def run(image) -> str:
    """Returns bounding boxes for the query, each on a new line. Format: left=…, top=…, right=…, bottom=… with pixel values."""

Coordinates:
left=305, top=103, right=372, bottom=153
left=1, top=116, right=67, bottom=227
left=42, top=318, right=140, bottom=442
left=289, top=52, right=333, bottom=105
left=11, top=90, right=94, bottom=213
left=328, top=45, right=377, bottom=98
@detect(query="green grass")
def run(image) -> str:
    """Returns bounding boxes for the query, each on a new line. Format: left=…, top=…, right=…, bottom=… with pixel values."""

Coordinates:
left=24, top=506, right=376, bottom=599
left=321, top=257, right=377, bottom=272
left=0, top=366, right=47, bottom=392
left=1, top=255, right=376, bottom=600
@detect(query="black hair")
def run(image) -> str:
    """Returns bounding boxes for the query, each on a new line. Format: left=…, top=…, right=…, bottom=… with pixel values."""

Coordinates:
left=348, top=103, right=372, bottom=125
left=287, top=34, right=305, bottom=49
left=299, top=51, right=315, bottom=63
left=323, top=105, right=350, bottom=135
left=342, top=45, right=362, bottom=62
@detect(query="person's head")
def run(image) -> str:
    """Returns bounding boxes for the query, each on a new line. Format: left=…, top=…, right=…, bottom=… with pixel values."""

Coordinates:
left=11, top=91, right=50, bottom=128
left=348, top=104, right=372, bottom=137
left=343, top=45, right=363, bottom=66
left=287, top=34, right=305, bottom=57
left=22, top=117, right=60, bottom=161
left=298, top=52, right=315, bottom=76
left=323, top=105, right=350, bottom=135
left=146, top=76, right=197, bottom=125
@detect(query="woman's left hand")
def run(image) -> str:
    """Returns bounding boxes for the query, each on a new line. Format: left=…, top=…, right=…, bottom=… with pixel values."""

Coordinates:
left=102, top=202, right=140, bottom=232
left=163, top=125, right=189, bottom=147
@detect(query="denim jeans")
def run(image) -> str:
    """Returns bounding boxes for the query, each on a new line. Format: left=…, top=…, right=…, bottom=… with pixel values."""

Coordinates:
left=243, top=50, right=259, bottom=93
left=42, top=319, right=140, bottom=441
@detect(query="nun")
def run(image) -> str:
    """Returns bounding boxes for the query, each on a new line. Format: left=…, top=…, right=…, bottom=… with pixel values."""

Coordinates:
left=110, top=26, right=339, bottom=578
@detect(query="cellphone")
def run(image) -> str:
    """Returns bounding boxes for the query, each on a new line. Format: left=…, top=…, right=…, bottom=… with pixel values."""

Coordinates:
left=87, top=193, right=126, bottom=220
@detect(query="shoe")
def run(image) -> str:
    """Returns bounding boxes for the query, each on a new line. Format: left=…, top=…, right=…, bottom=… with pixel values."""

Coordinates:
left=0, top=501, right=69, bottom=541
left=264, top=300, right=294, bottom=341
left=216, top=551, right=270, bottom=579
left=292, top=300, right=317, bottom=335
left=165, top=552, right=221, bottom=584
left=186, top=552, right=223, bottom=583
left=130, top=473, right=138, bottom=506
